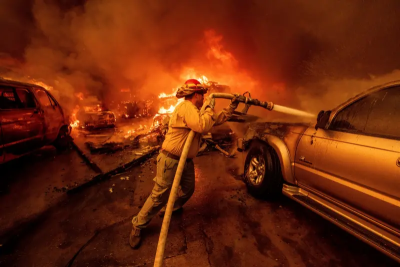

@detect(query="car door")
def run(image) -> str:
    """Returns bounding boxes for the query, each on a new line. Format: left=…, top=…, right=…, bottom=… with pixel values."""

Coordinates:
left=0, top=86, right=41, bottom=161
left=15, top=87, right=46, bottom=147
left=296, top=85, right=400, bottom=231
left=32, top=87, right=63, bottom=143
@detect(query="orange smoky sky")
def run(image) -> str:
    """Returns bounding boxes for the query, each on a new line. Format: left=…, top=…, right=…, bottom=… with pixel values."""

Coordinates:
left=1, top=0, right=400, bottom=116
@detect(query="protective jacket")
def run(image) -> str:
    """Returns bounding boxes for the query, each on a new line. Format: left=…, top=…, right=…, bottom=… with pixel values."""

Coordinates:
left=161, top=100, right=233, bottom=158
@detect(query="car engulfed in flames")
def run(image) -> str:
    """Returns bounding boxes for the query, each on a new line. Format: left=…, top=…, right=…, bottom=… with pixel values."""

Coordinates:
left=71, top=104, right=116, bottom=130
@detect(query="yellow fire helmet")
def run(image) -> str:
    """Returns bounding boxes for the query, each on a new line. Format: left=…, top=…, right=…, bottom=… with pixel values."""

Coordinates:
left=176, top=79, right=208, bottom=98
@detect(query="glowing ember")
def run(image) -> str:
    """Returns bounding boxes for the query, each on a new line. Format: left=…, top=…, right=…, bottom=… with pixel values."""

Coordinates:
left=124, top=129, right=135, bottom=139
left=124, top=124, right=149, bottom=139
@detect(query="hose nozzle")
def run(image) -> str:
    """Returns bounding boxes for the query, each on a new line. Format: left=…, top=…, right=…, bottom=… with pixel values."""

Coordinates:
left=204, top=93, right=274, bottom=113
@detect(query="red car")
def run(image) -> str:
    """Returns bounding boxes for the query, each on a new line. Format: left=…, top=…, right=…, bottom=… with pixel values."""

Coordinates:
left=0, top=78, right=70, bottom=164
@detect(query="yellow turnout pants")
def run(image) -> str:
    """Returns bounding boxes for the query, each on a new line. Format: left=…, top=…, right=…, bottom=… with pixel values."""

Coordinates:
left=132, top=152, right=195, bottom=229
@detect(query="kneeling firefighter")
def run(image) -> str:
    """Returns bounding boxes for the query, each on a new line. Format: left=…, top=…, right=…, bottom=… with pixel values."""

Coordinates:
left=130, top=79, right=239, bottom=248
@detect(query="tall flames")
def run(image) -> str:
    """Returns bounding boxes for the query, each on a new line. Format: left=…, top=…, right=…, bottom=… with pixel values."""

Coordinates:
left=153, top=30, right=258, bottom=117
left=11, top=29, right=258, bottom=131
left=158, top=105, right=178, bottom=114
left=70, top=105, right=81, bottom=128
left=157, top=75, right=209, bottom=115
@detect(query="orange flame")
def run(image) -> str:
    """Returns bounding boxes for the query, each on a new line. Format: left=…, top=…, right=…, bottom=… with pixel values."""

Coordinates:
left=158, top=105, right=176, bottom=114
left=70, top=105, right=81, bottom=128
left=205, top=30, right=238, bottom=67
left=158, top=91, right=176, bottom=98
left=157, top=98, right=185, bottom=114
left=157, top=75, right=208, bottom=114
left=198, top=75, right=209, bottom=85
left=70, top=119, right=80, bottom=128
left=26, top=79, right=54, bottom=91
left=175, top=30, right=259, bottom=95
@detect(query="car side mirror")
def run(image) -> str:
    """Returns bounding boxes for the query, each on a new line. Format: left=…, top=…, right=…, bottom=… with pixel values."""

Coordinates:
left=315, top=110, right=331, bottom=130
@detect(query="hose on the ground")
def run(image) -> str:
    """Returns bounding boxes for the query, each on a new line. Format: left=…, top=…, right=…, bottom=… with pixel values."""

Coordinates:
left=153, top=130, right=195, bottom=267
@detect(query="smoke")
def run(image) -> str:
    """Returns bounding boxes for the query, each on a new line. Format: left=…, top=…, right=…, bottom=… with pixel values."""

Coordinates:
left=1, top=0, right=400, bottom=117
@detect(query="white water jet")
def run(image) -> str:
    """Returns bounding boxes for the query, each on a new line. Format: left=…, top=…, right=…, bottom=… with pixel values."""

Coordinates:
left=273, top=104, right=315, bottom=118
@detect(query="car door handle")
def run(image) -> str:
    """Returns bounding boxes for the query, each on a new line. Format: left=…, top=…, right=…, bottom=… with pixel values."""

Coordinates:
left=397, top=157, right=400, bottom=167
left=31, top=109, right=42, bottom=117
left=299, top=156, right=313, bottom=165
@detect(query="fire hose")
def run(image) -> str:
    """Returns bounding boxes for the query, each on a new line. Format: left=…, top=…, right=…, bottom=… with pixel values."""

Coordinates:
left=153, top=93, right=274, bottom=267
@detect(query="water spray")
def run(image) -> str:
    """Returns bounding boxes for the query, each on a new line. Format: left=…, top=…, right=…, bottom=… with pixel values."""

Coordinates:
left=153, top=92, right=314, bottom=267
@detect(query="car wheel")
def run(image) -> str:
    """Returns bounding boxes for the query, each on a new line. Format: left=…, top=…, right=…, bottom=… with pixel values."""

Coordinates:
left=53, top=126, right=72, bottom=151
left=244, top=140, right=282, bottom=199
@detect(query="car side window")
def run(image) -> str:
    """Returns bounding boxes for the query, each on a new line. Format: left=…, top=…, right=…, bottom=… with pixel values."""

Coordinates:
left=16, top=88, right=37, bottom=109
left=46, top=92, right=58, bottom=107
left=34, top=88, right=52, bottom=107
left=0, top=87, right=19, bottom=109
left=364, top=86, right=400, bottom=139
left=329, top=95, right=374, bottom=134
left=330, top=86, right=400, bottom=139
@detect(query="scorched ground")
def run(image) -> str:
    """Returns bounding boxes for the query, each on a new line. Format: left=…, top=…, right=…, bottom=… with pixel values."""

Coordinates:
left=0, top=146, right=397, bottom=267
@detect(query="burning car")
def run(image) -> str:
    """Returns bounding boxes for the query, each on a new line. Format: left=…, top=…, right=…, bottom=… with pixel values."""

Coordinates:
left=239, top=81, right=400, bottom=262
left=0, top=78, right=71, bottom=164
left=74, top=103, right=116, bottom=130
left=118, top=99, right=157, bottom=119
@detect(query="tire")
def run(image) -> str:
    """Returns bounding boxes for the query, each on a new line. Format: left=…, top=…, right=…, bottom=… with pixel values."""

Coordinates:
left=53, top=126, right=71, bottom=151
left=244, top=140, right=283, bottom=199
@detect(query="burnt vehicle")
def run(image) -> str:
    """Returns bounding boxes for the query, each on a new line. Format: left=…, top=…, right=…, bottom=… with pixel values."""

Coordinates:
left=115, top=93, right=158, bottom=120
left=120, top=100, right=156, bottom=119
left=0, top=78, right=70, bottom=164
left=76, top=104, right=116, bottom=129
left=239, top=81, right=400, bottom=262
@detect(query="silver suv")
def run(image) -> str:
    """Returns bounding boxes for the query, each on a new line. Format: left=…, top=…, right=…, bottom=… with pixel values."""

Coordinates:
left=240, top=81, right=400, bottom=262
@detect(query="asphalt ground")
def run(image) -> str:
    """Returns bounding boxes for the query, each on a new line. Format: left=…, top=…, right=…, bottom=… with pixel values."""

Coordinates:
left=0, top=147, right=398, bottom=267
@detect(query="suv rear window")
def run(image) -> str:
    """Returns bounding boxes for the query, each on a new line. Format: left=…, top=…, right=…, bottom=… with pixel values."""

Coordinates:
left=0, top=87, right=18, bottom=109
left=16, top=88, right=36, bottom=108
left=364, top=86, right=400, bottom=139
left=33, top=88, right=52, bottom=107
left=330, top=86, right=400, bottom=139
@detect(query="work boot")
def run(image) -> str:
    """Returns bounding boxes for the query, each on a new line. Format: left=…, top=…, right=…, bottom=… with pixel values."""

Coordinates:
left=159, top=206, right=183, bottom=217
left=129, top=227, right=142, bottom=249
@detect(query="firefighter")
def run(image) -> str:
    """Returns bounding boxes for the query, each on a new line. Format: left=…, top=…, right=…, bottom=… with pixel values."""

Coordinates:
left=129, top=79, right=239, bottom=248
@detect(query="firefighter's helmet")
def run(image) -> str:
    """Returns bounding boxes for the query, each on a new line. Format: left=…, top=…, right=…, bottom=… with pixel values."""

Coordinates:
left=176, top=79, right=208, bottom=98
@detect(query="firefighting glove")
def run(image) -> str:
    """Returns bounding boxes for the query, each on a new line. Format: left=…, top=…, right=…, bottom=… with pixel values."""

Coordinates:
left=203, top=95, right=215, bottom=110
left=230, top=95, right=240, bottom=110
left=226, top=95, right=240, bottom=113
